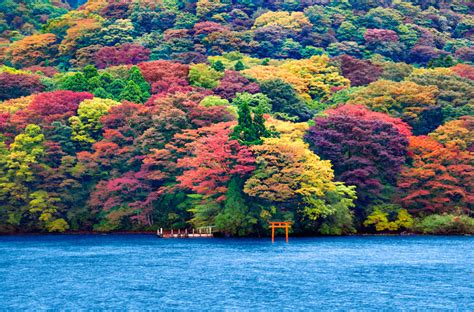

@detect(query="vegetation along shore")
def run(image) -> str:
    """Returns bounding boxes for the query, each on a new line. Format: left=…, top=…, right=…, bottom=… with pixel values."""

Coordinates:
left=0, top=0, right=472, bottom=236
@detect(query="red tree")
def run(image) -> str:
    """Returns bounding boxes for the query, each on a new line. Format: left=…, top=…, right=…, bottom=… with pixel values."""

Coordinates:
left=451, top=64, right=474, bottom=81
left=305, top=105, right=410, bottom=208
left=397, top=136, right=474, bottom=215
left=213, top=70, right=260, bottom=99
left=333, top=55, right=383, bottom=87
left=24, top=66, right=58, bottom=77
left=364, top=29, right=399, bottom=44
left=0, top=73, right=45, bottom=100
left=176, top=122, right=256, bottom=202
left=95, top=44, right=151, bottom=69
left=11, top=91, right=93, bottom=128
left=137, top=60, right=190, bottom=94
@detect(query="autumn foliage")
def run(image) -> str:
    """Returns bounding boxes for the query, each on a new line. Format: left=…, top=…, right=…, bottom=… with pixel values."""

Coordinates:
left=0, top=0, right=472, bottom=235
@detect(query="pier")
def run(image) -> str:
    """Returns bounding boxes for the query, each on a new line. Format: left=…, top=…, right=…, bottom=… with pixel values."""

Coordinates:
left=157, top=227, right=214, bottom=238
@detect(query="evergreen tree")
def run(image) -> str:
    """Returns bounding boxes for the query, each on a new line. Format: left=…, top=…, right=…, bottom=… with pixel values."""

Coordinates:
left=99, top=72, right=114, bottom=89
left=215, top=177, right=257, bottom=236
left=50, top=121, right=75, bottom=155
left=234, top=60, right=245, bottom=71
left=128, top=66, right=151, bottom=97
left=212, top=60, right=225, bottom=72
left=120, top=80, right=143, bottom=103
left=93, top=87, right=112, bottom=99
left=61, top=73, right=88, bottom=92
left=231, top=101, right=272, bottom=145
left=109, top=79, right=126, bottom=101
left=83, top=65, right=99, bottom=80
left=87, top=76, right=102, bottom=92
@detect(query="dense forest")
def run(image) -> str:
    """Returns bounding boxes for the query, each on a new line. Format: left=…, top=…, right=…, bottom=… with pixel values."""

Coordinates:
left=0, top=0, right=472, bottom=235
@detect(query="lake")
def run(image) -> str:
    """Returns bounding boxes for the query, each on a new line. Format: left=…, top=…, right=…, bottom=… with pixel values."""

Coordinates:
left=0, top=235, right=472, bottom=310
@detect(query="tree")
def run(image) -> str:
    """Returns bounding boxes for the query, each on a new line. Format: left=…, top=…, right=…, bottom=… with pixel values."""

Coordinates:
left=363, top=204, right=413, bottom=232
left=119, top=81, right=143, bottom=103
left=451, top=64, right=474, bottom=81
left=0, top=73, right=45, bottom=101
left=243, top=135, right=356, bottom=227
left=214, top=177, right=258, bottom=236
left=60, top=72, right=89, bottom=92
left=234, top=60, right=244, bottom=71
left=211, top=60, right=225, bottom=72
left=28, top=190, right=69, bottom=232
left=259, top=79, right=314, bottom=121
left=348, top=80, right=440, bottom=134
left=188, top=64, right=223, bottom=89
left=95, top=43, right=150, bottom=69
left=231, top=92, right=271, bottom=113
left=128, top=66, right=151, bottom=97
left=380, top=62, right=413, bottom=82
left=0, top=124, right=50, bottom=231
left=196, top=0, right=227, bottom=18
left=177, top=122, right=256, bottom=202
left=230, top=100, right=272, bottom=146
left=244, top=55, right=349, bottom=101
left=430, top=116, right=473, bottom=152
left=200, top=96, right=230, bottom=108
left=397, top=136, right=473, bottom=215
left=253, top=11, right=312, bottom=31
left=11, top=91, right=93, bottom=129
left=333, top=55, right=383, bottom=87
left=408, top=69, right=474, bottom=124
left=69, top=98, right=121, bottom=148
left=97, top=19, right=136, bottom=46
left=137, top=60, right=189, bottom=94
left=6, top=33, right=58, bottom=67
left=305, top=105, right=410, bottom=216
left=213, top=70, right=259, bottom=100
left=83, top=65, right=98, bottom=80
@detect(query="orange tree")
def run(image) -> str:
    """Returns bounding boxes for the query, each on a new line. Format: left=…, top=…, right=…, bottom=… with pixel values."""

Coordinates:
left=397, top=136, right=473, bottom=215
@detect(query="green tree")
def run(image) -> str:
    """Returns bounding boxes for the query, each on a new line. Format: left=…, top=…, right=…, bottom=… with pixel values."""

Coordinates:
left=108, top=79, right=126, bottom=100
left=189, top=64, right=223, bottom=89
left=215, top=177, right=258, bottom=236
left=232, top=92, right=272, bottom=113
left=28, top=190, right=69, bottom=232
left=128, top=66, right=150, bottom=97
left=0, top=125, right=46, bottom=230
left=93, top=87, right=112, bottom=99
left=230, top=101, right=272, bottom=146
left=234, top=60, right=245, bottom=71
left=61, top=72, right=88, bottom=92
left=83, top=65, right=99, bottom=80
left=212, top=60, right=225, bottom=72
left=363, top=204, right=413, bottom=232
left=120, top=80, right=143, bottom=103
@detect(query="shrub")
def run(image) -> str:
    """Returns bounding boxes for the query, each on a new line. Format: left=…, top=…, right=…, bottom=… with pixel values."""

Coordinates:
left=413, top=215, right=474, bottom=235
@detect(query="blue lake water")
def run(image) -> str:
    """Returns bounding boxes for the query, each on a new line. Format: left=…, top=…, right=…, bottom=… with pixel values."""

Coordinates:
left=0, top=235, right=472, bottom=310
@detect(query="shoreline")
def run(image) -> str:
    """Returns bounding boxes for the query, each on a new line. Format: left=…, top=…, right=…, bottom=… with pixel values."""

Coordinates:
left=0, top=231, right=471, bottom=237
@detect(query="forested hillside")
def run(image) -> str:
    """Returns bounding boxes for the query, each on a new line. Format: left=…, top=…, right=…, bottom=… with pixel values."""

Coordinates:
left=0, top=0, right=472, bottom=235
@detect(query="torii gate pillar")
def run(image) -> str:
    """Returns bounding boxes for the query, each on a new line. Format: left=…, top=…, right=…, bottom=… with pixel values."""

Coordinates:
left=269, top=221, right=292, bottom=243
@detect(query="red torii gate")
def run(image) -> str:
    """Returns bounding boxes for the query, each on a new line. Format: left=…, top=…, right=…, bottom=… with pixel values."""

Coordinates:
left=269, top=221, right=292, bottom=243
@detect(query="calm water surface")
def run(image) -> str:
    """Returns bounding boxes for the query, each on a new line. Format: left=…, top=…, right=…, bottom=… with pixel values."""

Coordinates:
left=0, top=235, right=472, bottom=310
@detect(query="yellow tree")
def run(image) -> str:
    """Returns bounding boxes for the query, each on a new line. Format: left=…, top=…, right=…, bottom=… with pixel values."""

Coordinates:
left=0, top=95, right=35, bottom=114
left=244, top=135, right=356, bottom=222
left=253, top=11, right=312, bottom=31
left=59, top=18, right=103, bottom=56
left=69, top=98, right=121, bottom=147
left=6, top=34, right=58, bottom=67
left=430, top=116, right=474, bottom=151
left=244, top=55, right=349, bottom=101
left=348, top=80, right=439, bottom=134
